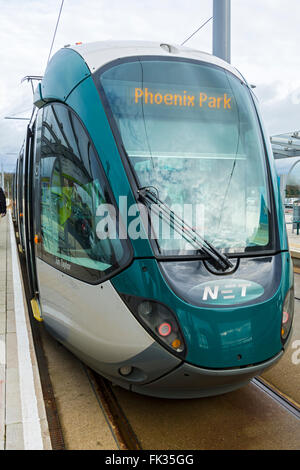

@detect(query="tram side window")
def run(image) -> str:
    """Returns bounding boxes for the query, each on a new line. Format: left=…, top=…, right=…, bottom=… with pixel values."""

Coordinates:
left=39, top=103, right=129, bottom=283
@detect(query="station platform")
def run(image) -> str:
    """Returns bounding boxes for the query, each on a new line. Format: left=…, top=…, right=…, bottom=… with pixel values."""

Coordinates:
left=0, top=213, right=51, bottom=450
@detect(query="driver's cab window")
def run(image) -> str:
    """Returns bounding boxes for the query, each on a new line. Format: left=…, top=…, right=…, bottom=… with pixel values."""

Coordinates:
left=39, top=103, right=130, bottom=283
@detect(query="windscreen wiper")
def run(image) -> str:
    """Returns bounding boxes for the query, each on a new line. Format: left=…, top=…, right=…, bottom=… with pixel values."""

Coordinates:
left=138, top=187, right=233, bottom=272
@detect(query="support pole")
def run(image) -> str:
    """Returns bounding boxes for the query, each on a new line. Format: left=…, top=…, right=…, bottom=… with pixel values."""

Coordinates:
left=213, top=0, right=231, bottom=63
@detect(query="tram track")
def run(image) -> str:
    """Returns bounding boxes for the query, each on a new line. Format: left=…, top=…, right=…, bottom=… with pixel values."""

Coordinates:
left=251, top=377, right=300, bottom=419
left=85, top=365, right=300, bottom=451
left=83, top=372, right=300, bottom=451
left=85, top=368, right=142, bottom=450
left=252, top=377, right=300, bottom=419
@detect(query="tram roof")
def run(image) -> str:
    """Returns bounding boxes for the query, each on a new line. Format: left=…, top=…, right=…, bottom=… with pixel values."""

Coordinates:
left=67, top=40, right=245, bottom=81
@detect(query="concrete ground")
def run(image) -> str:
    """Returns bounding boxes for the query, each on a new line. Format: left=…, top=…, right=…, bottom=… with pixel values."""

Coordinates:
left=111, top=378, right=300, bottom=450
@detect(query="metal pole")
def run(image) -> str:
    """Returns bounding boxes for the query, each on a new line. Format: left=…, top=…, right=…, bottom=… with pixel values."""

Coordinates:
left=213, top=0, right=231, bottom=63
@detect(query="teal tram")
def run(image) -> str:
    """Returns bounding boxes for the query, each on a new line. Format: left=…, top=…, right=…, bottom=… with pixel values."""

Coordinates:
left=13, top=41, right=294, bottom=398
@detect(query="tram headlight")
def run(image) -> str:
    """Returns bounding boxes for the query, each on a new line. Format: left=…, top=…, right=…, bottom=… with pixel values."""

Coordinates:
left=121, top=295, right=186, bottom=358
left=281, top=287, right=294, bottom=344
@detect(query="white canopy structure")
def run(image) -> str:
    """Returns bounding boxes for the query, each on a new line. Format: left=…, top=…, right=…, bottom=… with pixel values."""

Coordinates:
left=271, top=131, right=300, bottom=159
left=275, top=156, right=300, bottom=202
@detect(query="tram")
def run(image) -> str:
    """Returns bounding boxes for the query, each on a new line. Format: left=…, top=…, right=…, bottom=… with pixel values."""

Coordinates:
left=14, top=41, right=294, bottom=398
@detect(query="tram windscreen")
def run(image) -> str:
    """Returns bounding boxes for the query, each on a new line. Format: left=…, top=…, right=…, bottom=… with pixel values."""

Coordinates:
left=99, top=59, right=272, bottom=255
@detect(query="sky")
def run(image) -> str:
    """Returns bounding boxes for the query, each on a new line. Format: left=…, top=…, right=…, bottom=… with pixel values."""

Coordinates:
left=0, top=0, right=300, bottom=171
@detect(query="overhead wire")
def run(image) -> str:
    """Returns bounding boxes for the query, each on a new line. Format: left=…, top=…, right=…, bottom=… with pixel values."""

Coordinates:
left=46, top=0, right=65, bottom=67
left=181, top=16, right=213, bottom=46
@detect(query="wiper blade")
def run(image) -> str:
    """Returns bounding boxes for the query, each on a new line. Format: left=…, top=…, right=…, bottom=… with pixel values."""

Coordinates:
left=138, top=187, right=233, bottom=272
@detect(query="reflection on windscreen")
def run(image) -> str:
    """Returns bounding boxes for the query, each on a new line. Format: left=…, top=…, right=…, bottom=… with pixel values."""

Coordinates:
left=100, top=59, right=271, bottom=255
left=40, top=104, right=125, bottom=274
left=286, top=161, right=300, bottom=198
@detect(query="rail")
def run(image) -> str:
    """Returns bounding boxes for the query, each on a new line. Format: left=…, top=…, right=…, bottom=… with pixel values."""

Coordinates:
left=252, top=377, right=300, bottom=420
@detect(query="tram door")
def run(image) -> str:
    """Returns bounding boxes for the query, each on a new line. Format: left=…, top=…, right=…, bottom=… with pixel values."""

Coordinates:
left=23, top=123, right=39, bottom=300
left=17, top=152, right=25, bottom=251
left=12, top=163, right=17, bottom=222
left=13, top=159, right=19, bottom=223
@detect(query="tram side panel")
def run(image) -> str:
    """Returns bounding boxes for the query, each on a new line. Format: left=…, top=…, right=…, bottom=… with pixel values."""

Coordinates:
left=31, top=102, right=180, bottom=387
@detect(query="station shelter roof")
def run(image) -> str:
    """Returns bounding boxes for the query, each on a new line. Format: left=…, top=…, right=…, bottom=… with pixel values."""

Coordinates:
left=271, top=131, right=300, bottom=159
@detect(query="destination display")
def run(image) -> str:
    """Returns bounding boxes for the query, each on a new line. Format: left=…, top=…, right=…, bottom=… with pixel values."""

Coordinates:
left=134, top=87, right=232, bottom=110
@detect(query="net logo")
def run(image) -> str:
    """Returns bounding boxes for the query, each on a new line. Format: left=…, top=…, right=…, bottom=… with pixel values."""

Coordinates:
left=190, top=279, right=264, bottom=305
